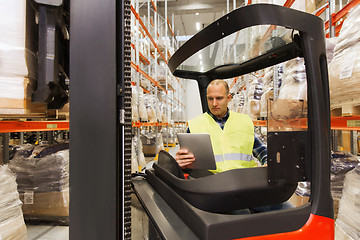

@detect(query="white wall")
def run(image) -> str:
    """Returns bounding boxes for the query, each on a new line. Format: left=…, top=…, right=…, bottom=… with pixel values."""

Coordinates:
left=184, top=79, right=202, bottom=121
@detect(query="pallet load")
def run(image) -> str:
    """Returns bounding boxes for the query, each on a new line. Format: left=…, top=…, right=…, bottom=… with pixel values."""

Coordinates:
left=335, top=165, right=360, bottom=239
left=259, top=67, right=275, bottom=119
left=330, top=151, right=359, bottom=218
left=0, top=0, right=47, bottom=116
left=329, top=4, right=360, bottom=116
left=8, top=143, right=69, bottom=224
left=244, top=75, right=262, bottom=120
left=0, top=165, right=27, bottom=240
left=293, top=151, right=359, bottom=217
left=278, top=58, right=307, bottom=101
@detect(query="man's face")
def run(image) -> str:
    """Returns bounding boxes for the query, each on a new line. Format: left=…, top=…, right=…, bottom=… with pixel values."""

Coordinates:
left=207, top=84, right=231, bottom=119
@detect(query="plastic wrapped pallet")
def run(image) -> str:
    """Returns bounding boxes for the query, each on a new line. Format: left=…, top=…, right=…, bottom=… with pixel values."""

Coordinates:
left=0, top=76, right=46, bottom=115
left=8, top=143, right=69, bottom=224
left=331, top=151, right=359, bottom=199
left=131, top=85, right=140, bottom=122
left=145, top=95, right=157, bottom=122
left=295, top=151, right=359, bottom=217
left=329, top=4, right=360, bottom=108
left=335, top=165, right=360, bottom=239
left=0, top=0, right=45, bottom=115
left=0, top=0, right=27, bottom=76
left=0, top=165, right=27, bottom=240
left=333, top=5, right=360, bottom=53
left=278, top=58, right=307, bottom=101
left=329, top=44, right=360, bottom=107
left=132, top=135, right=147, bottom=173
left=138, top=88, right=148, bottom=122
left=260, top=67, right=275, bottom=118
left=326, top=37, right=337, bottom=64
left=244, top=75, right=262, bottom=120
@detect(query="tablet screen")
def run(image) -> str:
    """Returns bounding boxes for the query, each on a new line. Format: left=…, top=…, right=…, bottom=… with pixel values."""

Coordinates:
left=177, top=133, right=217, bottom=170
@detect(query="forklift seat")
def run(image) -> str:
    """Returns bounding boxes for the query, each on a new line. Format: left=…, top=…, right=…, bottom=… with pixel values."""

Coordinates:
left=151, top=150, right=297, bottom=213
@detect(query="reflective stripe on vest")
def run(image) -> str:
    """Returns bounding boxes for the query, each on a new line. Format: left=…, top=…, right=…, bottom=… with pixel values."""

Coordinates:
left=214, top=153, right=253, bottom=163
left=188, top=111, right=257, bottom=173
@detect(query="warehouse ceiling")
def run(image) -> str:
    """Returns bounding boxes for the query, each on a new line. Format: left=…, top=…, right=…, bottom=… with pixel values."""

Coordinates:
left=139, top=0, right=246, bottom=37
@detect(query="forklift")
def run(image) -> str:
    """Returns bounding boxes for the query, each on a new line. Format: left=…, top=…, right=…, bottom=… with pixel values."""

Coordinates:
left=132, top=3, right=334, bottom=240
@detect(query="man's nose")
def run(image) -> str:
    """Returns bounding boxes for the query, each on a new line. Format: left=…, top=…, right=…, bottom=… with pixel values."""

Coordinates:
left=212, top=99, right=218, bottom=106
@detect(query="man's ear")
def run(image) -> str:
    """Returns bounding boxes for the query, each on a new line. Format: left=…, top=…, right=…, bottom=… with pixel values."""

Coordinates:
left=228, top=94, right=232, bottom=101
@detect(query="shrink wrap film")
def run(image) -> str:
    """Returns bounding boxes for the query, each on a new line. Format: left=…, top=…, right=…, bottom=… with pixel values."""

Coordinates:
left=329, top=4, right=360, bottom=107
left=335, top=165, right=360, bottom=239
left=259, top=67, right=275, bottom=118
left=0, top=0, right=37, bottom=80
left=138, top=88, right=148, bottom=121
left=329, top=44, right=360, bottom=107
left=8, top=143, right=69, bottom=223
left=0, top=46, right=28, bottom=77
left=326, top=37, right=337, bottom=64
left=0, top=0, right=26, bottom=47
left=0, top=165, right=27, bottom=240
left=0, top=77, right=46, bottom=115
left=131, top=85, right=140, bottom=122
left=295, top=152, right=359, bottom=218
left=131, top=136, right=139, bottom=173
left=260, top=89, right=273, bottom=118
left=244, top=75, right=262, bottom=120
left=145, top=95, right=157, bottom=123
left=333, top=5, right=360, bottom=53
left=278, top=58, right=307, bottom=101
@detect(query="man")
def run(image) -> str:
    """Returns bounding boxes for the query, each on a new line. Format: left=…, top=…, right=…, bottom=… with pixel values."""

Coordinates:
left=175, top=79, right=267, bottom=173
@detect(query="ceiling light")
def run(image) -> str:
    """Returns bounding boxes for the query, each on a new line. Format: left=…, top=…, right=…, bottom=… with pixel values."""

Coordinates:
left=199, top=54, right=202, bottom=59
left=196, top=22, right=201, bottom=31
left=195, top=12, right=199, bottom=15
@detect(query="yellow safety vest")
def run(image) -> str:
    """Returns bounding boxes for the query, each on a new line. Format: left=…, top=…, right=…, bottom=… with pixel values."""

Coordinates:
left=188, top=111, right=257, bottom=173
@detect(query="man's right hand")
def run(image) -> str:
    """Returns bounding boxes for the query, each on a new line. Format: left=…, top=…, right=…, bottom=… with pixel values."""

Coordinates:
left=175, top=148, right=195, bottom=169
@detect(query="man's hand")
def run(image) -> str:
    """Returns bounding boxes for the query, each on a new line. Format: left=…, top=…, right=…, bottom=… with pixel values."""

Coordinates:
left=175, top=148, right=195, bottom=169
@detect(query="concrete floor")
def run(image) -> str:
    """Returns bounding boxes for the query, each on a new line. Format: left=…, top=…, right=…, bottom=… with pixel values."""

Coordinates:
left=26, top=225, right=69, bottom=240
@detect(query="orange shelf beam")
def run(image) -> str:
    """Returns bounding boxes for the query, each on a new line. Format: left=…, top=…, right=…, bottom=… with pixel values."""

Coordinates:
left=325, top=0, right=360, bottom=31
left=253, top=120, right=267, bottom=127
left=330, top=115, right=360, bottom=130
left=131, top=62, right=167, bottom=93
left=150, top=0, right=157, bottom=12
left=283, top=0, right=296, bottom=8
left=132, top=122, right=169, bottom=128
left=167, top=18, right=175, bottom=37
left=0, top=121, right=69, bottom=133
left=253, top=115, right=360, bottom=130
left=333, top=0, right=360, bottom=23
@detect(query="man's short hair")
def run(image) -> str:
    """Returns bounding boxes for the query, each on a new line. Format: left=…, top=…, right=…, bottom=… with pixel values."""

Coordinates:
left=207, top=79, right=230, bottom=95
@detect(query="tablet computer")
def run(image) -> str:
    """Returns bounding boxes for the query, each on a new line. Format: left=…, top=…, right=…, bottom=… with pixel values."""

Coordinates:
left=177, top=133, right=217, bottom=170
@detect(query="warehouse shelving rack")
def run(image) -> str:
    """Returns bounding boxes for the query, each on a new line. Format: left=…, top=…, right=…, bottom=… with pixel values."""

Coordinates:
left=130, top=0, right=187, bottom=163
